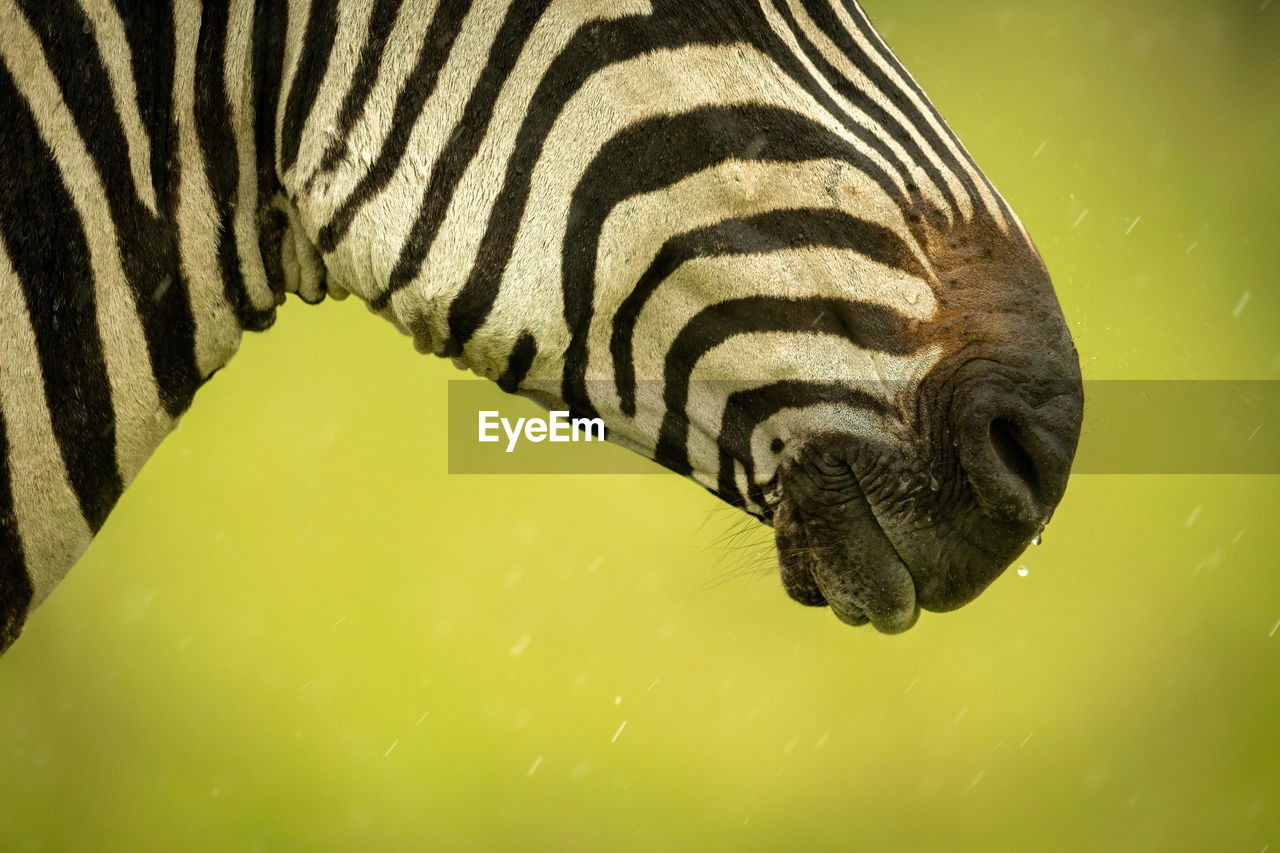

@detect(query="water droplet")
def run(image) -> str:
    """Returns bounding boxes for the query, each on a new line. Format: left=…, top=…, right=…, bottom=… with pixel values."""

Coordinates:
left=1017, top=565, right=1029, bottom=577
left=928, top=474, right=939, bottom=491
left=1032, top=530, right=1043, bottom=546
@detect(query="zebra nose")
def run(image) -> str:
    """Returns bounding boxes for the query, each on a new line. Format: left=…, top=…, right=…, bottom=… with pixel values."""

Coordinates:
left=955, top=382, right=1082, bottom=526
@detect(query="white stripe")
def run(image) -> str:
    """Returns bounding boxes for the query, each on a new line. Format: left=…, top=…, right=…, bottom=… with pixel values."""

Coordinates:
left=224, top=0, right=277, bottom=314
left=748, top=401, right=902, bottom=482
left=0, top=245, right=93, bottom=607
left=275, top=194, right=329, bottom=301
left=79, top=0, right=159, bottom=214
left=275, top=0, right=316, bottom=172
left=0, top=2, right=169, bottom=486
left=171, top=1, right=244, bottom=376
left=733, top=462, right=755, bottom=512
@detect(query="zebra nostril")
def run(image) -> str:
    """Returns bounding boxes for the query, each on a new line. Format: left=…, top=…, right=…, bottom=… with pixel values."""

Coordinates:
left=961, top=412, right=1043, bottom=524
left=957, top=394, right=1076, bottom=527
left=988, top=416, right=1040, bottom=498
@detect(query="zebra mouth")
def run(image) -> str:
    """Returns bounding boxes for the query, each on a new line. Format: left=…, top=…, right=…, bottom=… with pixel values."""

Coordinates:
left=773, top=446, right=921, bottom=634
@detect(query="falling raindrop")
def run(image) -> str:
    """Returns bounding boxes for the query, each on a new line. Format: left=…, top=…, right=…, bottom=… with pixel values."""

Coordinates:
left=1232, top=291, right=1251, bottom=319
left=928, top=474, right=939, bottom=491
left=1017, top=566, right=1029, bottom=577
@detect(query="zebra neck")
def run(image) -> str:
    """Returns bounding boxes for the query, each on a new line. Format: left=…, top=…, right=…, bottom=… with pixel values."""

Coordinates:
left=0, top=1, right=302, bottom=636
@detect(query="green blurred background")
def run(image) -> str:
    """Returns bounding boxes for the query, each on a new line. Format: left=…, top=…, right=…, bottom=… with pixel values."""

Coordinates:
left=2, top=1, right=1278, bottom=850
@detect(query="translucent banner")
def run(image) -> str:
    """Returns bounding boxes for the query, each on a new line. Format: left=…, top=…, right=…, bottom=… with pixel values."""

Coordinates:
left=446, top=380, right=1280, bottom=475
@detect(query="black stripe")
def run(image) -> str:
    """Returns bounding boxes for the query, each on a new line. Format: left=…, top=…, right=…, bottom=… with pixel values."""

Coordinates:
left=317, top=0, right=474, bottom=252
left=279, top=0, right=339, bottom=175
left=611, top=208, right=927, bottom=416
left=254, top=0, right=288, bottom=184
left=754, top=1, right=941, bottom=230
left=652, top=296, right=920, bottom=475
left=716, top=381, right=892, bottom=510
left=254, top=1, right=289, bottom=301
left=837, top=0, right=970, bottom=157
left=194, top=2, right=275, bottom=331
left=0, top=64, right=123, bottom=532
left=825, top=0, right=1007, bottom=223
left=258, top=206, right=290, bottom=302
left=20, top=0, right=202, bottom=415
left=117, top=0, right=176, bottom=211
left=0, top=405, right=33, bottom=655
left=559, top=104, right=910, bottom=420
left=714, top=450, right=747, bottom=511
left=118, top=4, right=208, bottom=398
left=497, top=331, right=538, bottom=394
left=311, top=0, right=405, bottom=182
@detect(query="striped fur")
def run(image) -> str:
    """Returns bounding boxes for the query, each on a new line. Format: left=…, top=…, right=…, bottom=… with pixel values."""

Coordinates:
left=0, top=1, right=1074, bottom=650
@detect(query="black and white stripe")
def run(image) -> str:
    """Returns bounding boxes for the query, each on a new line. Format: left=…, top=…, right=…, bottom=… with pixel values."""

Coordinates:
left=0, top=0, right=1040, bottom=650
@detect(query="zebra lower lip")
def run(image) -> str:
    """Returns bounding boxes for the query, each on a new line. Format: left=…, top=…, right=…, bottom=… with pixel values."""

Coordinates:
left=828, top=601, right=869, bottom=627
left=810, top=541, right=920, bottom=635
left=775, top=454, right=920, bottom=634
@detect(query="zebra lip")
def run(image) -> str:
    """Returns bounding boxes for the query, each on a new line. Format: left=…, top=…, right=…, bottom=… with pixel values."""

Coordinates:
left=776, top=466, right=920, bottom=634
left=811, top=490, right=920, bottom=635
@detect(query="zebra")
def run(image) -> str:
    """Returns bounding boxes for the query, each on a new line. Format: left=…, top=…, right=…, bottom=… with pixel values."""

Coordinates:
left=0, top=0, right=1084, bottom=654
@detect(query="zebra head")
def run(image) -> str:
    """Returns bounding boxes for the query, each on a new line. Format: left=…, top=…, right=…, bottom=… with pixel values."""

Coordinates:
left=0, top=0, right=1083, bottom=652
left=373, top=3, right=1084, bottom=633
